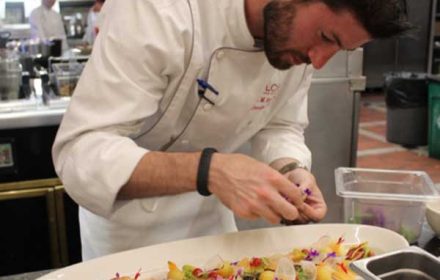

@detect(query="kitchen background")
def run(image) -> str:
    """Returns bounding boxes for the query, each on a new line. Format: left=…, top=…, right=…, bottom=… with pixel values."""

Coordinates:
left=0, top=0, right=439, bottom=278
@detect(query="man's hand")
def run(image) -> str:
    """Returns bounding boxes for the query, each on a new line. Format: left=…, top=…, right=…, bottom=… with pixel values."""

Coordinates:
left=284, top=168, right=327, bottom=223
left=208, top=153, right=307, bottom=224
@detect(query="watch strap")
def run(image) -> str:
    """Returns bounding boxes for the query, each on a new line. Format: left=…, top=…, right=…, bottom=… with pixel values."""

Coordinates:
left=196, top=148, right=218, bottom=196
left=278, top=161, right=307, bottom=175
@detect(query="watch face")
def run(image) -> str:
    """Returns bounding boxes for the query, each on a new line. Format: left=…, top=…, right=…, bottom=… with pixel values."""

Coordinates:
left=0, top=143, right=14, bottom=168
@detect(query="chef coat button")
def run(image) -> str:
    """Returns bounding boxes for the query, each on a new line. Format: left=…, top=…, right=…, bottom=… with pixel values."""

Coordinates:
left=216, top=50, right=225, bottom=59
left=181, top=139, right=189, bottom=145
left=203, top=104, right=213, bottom=110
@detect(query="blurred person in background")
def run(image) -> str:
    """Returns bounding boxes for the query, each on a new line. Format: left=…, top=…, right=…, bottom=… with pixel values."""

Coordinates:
left=29, top=0, right=68, bottom=53
left=83, top=0, right=106, bottom=46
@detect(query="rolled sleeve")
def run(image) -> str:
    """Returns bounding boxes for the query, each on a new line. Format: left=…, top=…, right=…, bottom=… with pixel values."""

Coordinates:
left=61, top=133, right=148, bottom=217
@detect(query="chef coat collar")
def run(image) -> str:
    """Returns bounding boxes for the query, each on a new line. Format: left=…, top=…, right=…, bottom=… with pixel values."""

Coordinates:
left=41, top=4, right=53, bottom=12
left=225, top=0, right=261, bottom=51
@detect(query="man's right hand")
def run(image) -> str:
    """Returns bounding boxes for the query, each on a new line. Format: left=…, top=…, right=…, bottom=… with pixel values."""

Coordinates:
left=208, top=153, right=306, bottom=224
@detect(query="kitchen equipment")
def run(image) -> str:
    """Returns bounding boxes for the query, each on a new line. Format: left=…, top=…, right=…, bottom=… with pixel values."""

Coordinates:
left=51, top=61, right=85, bottom=97
left=350, top=246, right=440, bottom=280
left=335, top=167, right=440, bottom=243
left=0, top=31, right=22, bottom=101
left=16, top=38, right=63, bottom=71
left=425, top=198, right=440, bottom=237
left=0, top=31, right=11, bottom=44
left=65, top=13, right=85, bottom=39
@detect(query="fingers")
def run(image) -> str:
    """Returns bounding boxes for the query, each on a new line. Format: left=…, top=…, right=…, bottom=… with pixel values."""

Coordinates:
left=238, top=184, right=301, bottom=224
left=299, top=203, right=327, bottom=222
left=297, top=185, right=327, bottom=222
left=209, top=153, right=325, bottom=224
left=281, top=169, right=328, bottom=223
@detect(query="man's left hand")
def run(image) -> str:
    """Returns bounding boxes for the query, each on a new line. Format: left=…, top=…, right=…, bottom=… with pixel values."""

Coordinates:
left=283, top=168, right=327, bottom=223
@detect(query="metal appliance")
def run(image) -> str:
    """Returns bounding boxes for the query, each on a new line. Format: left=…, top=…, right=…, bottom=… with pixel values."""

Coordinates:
left=0, top=31, right=22, bottom=101
left=4, top=1, right=25, bottom=24
left=58, top=0, right=94, bottom=43
left=363, top=0, right=435, bottom=88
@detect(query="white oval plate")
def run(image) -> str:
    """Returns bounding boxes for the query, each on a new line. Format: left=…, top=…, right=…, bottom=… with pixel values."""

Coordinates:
left=38, top=223, right=409, bottom=280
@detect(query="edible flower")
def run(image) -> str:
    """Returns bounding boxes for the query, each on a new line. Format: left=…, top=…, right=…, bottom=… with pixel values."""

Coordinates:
left=304, top=188, right=312, bottom=196
left=305, top=249, right=319, bottom=261
left=322, top=252, right=337, bottom=262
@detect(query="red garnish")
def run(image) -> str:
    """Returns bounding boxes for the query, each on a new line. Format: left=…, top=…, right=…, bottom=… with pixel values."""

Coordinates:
left=338, top=263, right=348, bottom=274
left=134, top=268, right=141, bottom=280
left=192, top=268, right=203, bottom=277
left=250, top=257, right=262, bottom=267
left=208, top=270, right=219, bottom=279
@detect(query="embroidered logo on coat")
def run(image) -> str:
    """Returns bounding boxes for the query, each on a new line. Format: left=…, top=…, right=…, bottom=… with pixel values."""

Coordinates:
left=252, top=83, right=280, bottom=111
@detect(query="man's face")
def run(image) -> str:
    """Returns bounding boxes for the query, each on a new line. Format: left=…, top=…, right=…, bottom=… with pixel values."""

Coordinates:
left=263, top=0, right=371, bottom=70
left=43, top=0, right=56, bottom=9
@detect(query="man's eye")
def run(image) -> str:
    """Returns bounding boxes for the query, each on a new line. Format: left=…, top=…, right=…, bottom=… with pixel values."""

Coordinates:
left=321, top=32, right=333, bottom=43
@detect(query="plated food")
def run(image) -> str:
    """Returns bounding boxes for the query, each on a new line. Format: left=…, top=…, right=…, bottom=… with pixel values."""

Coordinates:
left=37, top=224, right=409, bottom=280
left=112, top=236, right=374, bottom=280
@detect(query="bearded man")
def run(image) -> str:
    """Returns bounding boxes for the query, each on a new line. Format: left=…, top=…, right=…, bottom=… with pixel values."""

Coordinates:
left=52, top=0, right=411, bottom=260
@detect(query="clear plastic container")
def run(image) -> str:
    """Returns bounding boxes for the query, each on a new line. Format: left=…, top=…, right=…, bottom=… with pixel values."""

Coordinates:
left=52, top=62, right=84, bottom=97
left=335, top=167, right=439, bottom=243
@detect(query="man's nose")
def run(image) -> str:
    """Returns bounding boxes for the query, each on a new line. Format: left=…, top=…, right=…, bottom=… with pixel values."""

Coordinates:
left=308, top=46, right=339, bottom=70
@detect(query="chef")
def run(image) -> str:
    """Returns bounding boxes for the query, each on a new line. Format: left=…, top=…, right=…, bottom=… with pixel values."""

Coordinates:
left=82, top=0, right=106, bottom=46
left=52, top=0, right=411, bottom=260
left=29, top=0, right=68, bottom=52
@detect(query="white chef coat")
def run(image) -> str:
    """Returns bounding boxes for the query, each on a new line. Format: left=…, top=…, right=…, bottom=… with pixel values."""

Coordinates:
left=82, top=9, right=99, bottom=45
left=52, top=0, right=314, bottom=260
left=29, top=5, right=68, bottom=51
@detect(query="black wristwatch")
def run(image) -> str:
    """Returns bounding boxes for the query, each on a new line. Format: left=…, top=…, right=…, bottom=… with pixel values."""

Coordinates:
left=196, top=148, right=218, bottom=196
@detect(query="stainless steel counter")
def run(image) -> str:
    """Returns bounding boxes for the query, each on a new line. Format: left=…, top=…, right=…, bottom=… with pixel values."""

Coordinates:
left=0, top=77, right=69, bottom=130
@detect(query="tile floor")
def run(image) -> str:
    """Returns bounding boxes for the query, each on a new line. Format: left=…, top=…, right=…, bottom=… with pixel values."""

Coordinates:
left=356, top=91, right=440, bottom=185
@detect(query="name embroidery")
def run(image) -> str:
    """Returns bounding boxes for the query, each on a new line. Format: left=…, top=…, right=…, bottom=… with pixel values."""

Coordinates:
left=252, top=83, right=280, bottom=111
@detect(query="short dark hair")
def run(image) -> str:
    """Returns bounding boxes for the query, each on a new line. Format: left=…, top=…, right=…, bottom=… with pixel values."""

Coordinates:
left=319, top=0, right=413, bottom=39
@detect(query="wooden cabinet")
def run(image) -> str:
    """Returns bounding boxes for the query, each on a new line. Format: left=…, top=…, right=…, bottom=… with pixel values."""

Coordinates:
left=0, top=178, right=81, bottom=276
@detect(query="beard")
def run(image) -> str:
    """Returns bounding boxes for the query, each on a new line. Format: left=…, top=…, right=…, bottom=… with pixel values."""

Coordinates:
left=263, top=0, right=311, bottom=70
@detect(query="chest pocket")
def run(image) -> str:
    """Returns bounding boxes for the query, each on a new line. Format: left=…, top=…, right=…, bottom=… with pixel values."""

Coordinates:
left=165, top=48, right=308, bottom=152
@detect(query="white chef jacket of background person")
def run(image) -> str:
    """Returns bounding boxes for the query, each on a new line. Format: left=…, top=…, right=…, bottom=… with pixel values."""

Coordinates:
left=29, top=5, right=68, bottom=52
left=82, top=9, right=99, bottom=45
left=52, top=0, right=314, bottom=260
